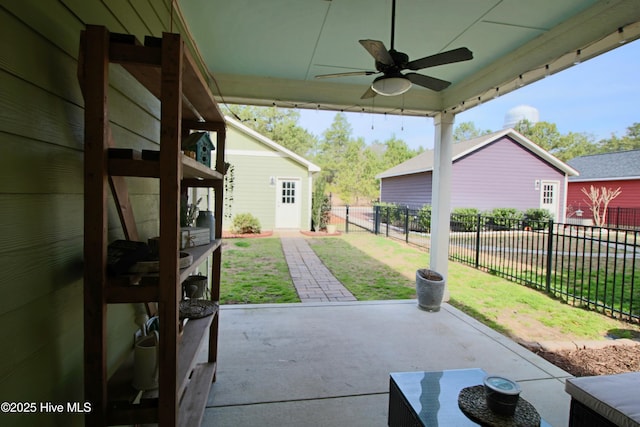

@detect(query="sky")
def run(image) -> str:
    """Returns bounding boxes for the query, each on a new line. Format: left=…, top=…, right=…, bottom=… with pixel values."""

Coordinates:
left=297, top=39, right=640, bottom=151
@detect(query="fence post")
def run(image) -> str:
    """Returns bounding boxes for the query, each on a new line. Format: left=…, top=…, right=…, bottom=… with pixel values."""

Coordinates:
left=373, top=205, right=380, bottom=235
left=545, top=219, right=554, bottom=293
left=405, top=206, right=410, bottom=243
left=475, top=214, right=481, bottom=268
left=345, top=205, right=350, bottom=233
left=385, top=207, right=390, bottom=237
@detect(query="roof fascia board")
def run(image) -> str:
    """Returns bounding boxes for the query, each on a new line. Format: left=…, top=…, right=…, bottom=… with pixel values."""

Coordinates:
left=225, top=116, right=321, bottom=172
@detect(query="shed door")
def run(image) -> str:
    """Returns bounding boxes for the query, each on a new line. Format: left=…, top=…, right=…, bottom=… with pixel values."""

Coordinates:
left=540, top=181, right=559, bottom=219
left=275, top=178, right=301, bottom=228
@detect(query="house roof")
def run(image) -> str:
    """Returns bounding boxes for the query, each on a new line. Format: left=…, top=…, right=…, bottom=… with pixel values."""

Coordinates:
left=225, top=116, right=321, bottom=173
left=376, top=128, right=579, bottom=179
left=567, top=149, right=640, bottom=182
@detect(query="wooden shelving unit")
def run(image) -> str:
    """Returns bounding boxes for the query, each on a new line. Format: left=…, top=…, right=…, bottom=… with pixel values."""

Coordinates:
left=79, top=25, right=226, bottom=426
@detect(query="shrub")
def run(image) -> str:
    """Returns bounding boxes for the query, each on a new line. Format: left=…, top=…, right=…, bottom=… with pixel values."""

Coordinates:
left=231, top=213, right=261, bottom=234
left=311, top=179, right=331, bottom=231
left=416, top=205, right=432, bottom=232
left=523, top=208, right=553, bottom=230
left=451, top=208, right=480, bottom=231
left=487, top=208, right=523, bottom=230
left=375, top=202, right=405, bottom=227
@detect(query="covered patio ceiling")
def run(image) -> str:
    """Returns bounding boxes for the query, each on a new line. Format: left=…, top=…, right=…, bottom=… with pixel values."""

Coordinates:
left=177, top=0, right=640, bottom=118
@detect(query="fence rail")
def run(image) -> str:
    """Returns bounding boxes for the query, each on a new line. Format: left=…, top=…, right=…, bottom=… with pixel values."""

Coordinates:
left=606, top=207, right=640, bottom=229
left=332, top=205, right=639, bottom=322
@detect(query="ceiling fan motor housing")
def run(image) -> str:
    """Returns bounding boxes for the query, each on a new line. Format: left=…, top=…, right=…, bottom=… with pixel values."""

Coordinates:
left=376, top=49, right=409, bottom=73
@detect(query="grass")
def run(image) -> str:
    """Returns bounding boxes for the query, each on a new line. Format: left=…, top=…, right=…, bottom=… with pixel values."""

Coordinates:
left=307, top=237, right=415, bottom=300
left=220, top=238, right=298, bottom=304
left=220, top=232, right=640, bottom=342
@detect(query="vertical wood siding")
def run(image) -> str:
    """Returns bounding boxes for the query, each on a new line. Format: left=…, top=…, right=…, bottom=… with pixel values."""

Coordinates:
left=0, top=1, right=174, bottom=425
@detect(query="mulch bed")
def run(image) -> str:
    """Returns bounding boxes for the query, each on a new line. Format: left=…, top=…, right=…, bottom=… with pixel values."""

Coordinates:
left=222, top=230, right=274, bottom=238
left=300, top=230, right=341, bottom=237
left=526, top=344, right=640, bottom=377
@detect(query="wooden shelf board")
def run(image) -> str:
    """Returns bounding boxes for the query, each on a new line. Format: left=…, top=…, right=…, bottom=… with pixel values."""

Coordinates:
left=177, top=312, right=217, bottom=397
left=108, top=152, right=222, bottom=181
left=106, top=352, right=159, bottom=425
left=182, top=155, right=223, bottom=180
left=178, top=362, right=217, bottom=427
left=106, top=282, right=159, bottom=303
left=109, top=31, right=224, bottom=125
left=180, top=240, right=222, bottom=281
left=109, top=158, right=160, bottom=177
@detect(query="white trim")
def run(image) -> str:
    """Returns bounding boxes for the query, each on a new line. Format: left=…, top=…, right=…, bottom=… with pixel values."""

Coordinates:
left=570, top=176, right=640, bottom=183
left=225, top=116, right=321, bottom=172
left=377, top=128, right=580, bottom=179
left=540, top=180, right=561, bottom=220
left=226, top=149, right=286, bottom=158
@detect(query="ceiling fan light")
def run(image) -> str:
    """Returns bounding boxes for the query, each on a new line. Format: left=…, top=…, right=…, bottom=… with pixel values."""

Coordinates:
left=371, top=76, right=412, bottom=96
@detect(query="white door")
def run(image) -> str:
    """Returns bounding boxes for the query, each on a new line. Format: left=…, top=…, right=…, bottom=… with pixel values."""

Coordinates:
left=275, top=178, right=301, bottom=228
left=540, top=181, right=559, bottom=219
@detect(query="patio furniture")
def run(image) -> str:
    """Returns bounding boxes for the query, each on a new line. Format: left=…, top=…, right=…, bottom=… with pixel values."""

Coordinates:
left=565, top=372, right=640, bottom=427
left=388, top=368, right=551, bottom=426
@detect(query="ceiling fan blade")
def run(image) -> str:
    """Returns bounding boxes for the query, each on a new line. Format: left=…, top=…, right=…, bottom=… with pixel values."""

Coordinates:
left=406, top=73, right=451, bottom=91
left=359, top=39, right=394, bottom=66
left=360, top=86, right=377, bottom=99
left=315, top=70, right=378, bottom=79
left=405, top=47, right=473, bottom=70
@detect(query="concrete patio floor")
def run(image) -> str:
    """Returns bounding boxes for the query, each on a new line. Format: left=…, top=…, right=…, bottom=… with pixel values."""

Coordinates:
left=201, top=300, right=573, bottom=426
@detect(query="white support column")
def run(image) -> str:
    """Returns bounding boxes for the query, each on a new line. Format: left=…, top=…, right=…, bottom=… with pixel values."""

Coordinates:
left=430, top=111, right=455, bottom=299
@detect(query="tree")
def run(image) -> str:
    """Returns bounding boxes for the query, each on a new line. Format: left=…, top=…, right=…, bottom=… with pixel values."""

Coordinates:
left=515, top=120, right=599, bottom=161
left=453, top=121, right=492, bottom=142
left=224, top=105, right=318, bottom=157
left=580, top=185, right=622, bottom=226
left=599, top=122, right=640, bottom=152
left=381, top=135, right=416, bottom=165
left=317, top=113, right=352, bottom=185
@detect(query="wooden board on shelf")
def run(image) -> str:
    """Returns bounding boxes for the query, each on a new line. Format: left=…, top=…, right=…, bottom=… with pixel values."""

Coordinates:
left=178, top=362, right=217, bottom=427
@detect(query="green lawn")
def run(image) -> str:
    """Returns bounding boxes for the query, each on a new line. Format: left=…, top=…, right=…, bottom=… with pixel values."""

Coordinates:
left=220, top=238, right=298, bottom=304
left=220, top=233, right=640, bottom=342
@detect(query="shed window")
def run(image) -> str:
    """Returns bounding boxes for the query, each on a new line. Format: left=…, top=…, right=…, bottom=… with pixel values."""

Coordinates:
left=281, top=181, right=296, bottom=204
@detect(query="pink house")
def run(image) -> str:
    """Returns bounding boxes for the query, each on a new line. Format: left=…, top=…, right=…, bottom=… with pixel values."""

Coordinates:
left=566, top=150, right=640, bottom=227
left=377, top=129, right=579, bottom=221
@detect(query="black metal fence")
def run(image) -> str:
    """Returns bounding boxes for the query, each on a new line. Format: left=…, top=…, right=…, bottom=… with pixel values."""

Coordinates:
left=606, top=207, right=640, bottom=229
left=332, top=205, right=639, bottom=322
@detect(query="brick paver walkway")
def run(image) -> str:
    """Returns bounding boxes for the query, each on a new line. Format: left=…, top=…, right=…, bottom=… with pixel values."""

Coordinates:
left=280, top=236, right=357, bottom=302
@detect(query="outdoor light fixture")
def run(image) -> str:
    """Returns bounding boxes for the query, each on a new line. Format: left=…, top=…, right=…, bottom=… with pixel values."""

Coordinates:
left=371, top=75, right=412, bottom=96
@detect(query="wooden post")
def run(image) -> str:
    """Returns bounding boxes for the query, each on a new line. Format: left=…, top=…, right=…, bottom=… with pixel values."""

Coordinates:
left=80, top=25, right=110, bottom=426
left=158, top=31, right=183, bottom=426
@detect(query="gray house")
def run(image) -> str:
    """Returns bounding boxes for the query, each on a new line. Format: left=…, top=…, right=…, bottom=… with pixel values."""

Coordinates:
left=377, top=129, right=579, bottom=221
left=223, top=116, right=321, bottom=231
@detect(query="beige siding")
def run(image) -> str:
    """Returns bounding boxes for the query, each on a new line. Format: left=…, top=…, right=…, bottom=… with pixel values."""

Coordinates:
left=0, top=1, right=176, bottom=425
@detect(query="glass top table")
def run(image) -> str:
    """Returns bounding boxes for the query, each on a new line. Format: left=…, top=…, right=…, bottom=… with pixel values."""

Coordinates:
left=389, top=368, right=551, bottom=426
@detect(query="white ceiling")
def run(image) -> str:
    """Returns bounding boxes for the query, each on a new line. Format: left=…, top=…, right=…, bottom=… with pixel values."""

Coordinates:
left=178, top=0, right=640, bottom=117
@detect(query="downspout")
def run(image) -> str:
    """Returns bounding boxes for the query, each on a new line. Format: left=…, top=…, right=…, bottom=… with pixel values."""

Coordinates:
left=430, top=111, right=454, bottom=300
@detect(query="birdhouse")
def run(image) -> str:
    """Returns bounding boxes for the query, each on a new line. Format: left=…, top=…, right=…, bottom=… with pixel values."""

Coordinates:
left=182, top=132, right=215, bottom=167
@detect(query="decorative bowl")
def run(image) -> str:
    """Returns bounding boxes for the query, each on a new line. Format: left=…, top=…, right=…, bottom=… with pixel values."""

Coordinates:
left=483, top=375, right=522, bottom=415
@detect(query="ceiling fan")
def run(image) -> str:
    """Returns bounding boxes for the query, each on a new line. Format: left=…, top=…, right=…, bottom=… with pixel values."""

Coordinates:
left=315, top=0, right=473, bottom=99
